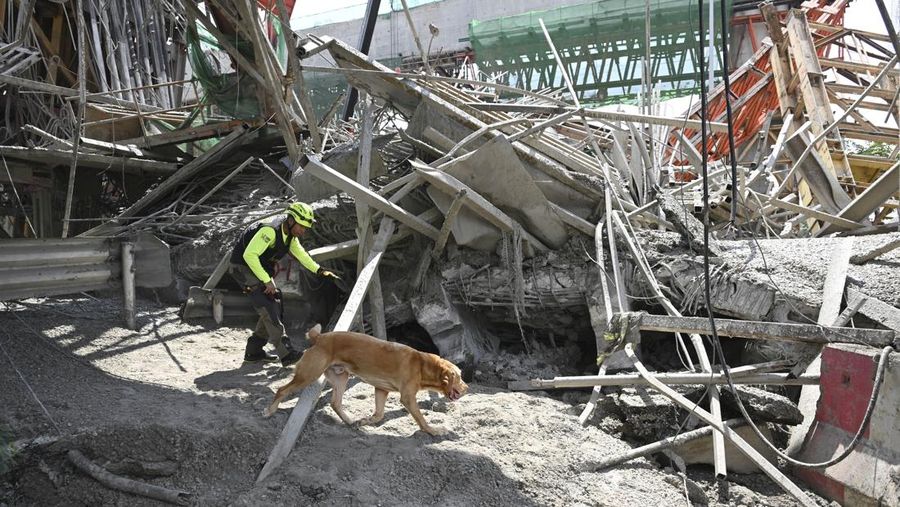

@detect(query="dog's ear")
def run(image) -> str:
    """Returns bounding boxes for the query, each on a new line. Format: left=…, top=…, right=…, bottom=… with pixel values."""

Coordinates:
left=306, top=323, right=322, bottom=340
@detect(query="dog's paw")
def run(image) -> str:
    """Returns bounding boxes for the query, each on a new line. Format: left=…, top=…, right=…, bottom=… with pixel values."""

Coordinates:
left=355, top=416, right=381, bottom=427
left=425, top=425, right=449, bottom=436
left=262, top=406, right=277, bottom=418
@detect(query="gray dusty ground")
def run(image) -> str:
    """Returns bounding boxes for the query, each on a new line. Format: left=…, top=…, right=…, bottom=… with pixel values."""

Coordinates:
left=1, top=295, right=831, bottom=506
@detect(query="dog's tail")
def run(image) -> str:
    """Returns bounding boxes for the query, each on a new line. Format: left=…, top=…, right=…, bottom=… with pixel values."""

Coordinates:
left=306, top=323, right=322, bottom=344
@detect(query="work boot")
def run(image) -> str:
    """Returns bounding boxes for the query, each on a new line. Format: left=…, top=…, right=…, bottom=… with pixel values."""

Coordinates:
left=243, top=335, right=277, bottom=363
left=279, top=337, right=302, bottom=367
left=280, top=350, right=303, bottom=367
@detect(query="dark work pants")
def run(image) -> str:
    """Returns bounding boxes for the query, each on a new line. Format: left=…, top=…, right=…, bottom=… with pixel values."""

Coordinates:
left=228, top=263, right=291, bottom=357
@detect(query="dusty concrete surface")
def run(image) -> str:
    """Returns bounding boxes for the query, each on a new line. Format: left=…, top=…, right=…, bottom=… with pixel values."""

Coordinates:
left=716, top=232, right=900, bottom=310
left=1, top=296, right=831, bottom=506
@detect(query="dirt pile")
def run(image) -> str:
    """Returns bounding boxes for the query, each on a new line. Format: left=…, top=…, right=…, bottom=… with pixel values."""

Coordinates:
left=1, top=296, right=829, bottom=506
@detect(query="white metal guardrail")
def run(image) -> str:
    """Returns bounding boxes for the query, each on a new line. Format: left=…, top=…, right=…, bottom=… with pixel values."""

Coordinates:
left=0, top=237, right=119, bottom=301
left=0, top=233, right=172, bottom=328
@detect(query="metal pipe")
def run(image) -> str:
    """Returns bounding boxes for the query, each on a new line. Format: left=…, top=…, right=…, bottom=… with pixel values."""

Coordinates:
left=528, top=372, right=819, bottom=389
left=122, top=242, right=136, bottom=330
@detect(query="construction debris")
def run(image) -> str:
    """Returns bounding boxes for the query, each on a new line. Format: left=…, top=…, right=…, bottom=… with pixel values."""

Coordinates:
left=2, top=0, right=899, bottom=505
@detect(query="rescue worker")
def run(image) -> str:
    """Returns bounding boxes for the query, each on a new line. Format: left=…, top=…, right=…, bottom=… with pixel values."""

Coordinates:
left=229, top=202, right=336, bottom=366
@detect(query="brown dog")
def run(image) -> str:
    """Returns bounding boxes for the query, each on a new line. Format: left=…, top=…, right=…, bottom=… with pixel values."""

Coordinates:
left=264, top=324, right=468, bottom=436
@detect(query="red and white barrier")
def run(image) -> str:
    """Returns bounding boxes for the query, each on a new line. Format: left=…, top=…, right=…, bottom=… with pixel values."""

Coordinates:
left=793, top=343, right=900, bottom=505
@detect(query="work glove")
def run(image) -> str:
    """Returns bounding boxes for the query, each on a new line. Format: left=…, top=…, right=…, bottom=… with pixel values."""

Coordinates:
left=317, top=268, right=340, bottom=280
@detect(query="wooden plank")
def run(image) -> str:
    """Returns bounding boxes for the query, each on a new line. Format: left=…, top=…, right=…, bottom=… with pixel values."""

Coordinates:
left=256, top=217, right=397, bottom=484
left=817, top=238, right=854, bottom=326
left=761, top=112, right=796, bottom=173
left=761, top=2, right=785, bottom=45
left=29, top=14, right=76, bottom=86
left=835, top=125, right=900, bottom=144
left=308, top=209, right=441, bottom=262
left=818, top=161, right=900, bottom=235
left=762, top=3, right=797, bottom=115
left=755, top=191, right=862, bottom=230
left=786, top=9, right=852, bottom=179
left=235, top=0, right=300, bottom=162
left=0, top=146, right=175, bottom=174
left=354, top=94, right=385, bottom=339
left=274, top=0, right=322, bottom=152
left=818, top=57, right=900, bottom=77
left=61, top=0, right=88, bottom=239
left=303, top=156, right=440, bottom=240
left=826, top=83, right=897, bottom=101
left=847, top=288, right=900, bottom=333
left=808, top=22, right=894, bottom=43
left=639, top=313, right=896, bottom=347
left=431, top=190, right=466, bottom=258
left=118, top=120, right=252, bottom=149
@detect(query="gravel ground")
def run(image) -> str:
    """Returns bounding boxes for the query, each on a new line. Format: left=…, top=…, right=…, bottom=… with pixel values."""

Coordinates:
left=1, top=295, right=832, bottom=506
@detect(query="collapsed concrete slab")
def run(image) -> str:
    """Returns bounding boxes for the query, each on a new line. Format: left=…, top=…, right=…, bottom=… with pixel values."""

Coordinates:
left=720, top=385, right=803, bottom=425
left=437, top=136, right=569, bottom=249
left=411, top=271, right=499, bottom=364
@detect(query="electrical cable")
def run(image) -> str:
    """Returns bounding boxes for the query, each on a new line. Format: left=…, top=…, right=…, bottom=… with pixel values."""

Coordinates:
left=644, top=0, right=718, bottom=458
left=719, top=0, right=739, bottom=227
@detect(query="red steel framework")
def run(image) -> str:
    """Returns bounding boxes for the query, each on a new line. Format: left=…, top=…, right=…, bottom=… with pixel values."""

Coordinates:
left=669, top=0, right=849, bottom=163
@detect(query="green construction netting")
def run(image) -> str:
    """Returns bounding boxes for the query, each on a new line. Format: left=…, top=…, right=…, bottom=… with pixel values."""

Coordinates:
left=303, top=55, right=405, bottom=118
left=469, top=0, right=733, bottom=103
left=187, top=14, right=291, bottom=120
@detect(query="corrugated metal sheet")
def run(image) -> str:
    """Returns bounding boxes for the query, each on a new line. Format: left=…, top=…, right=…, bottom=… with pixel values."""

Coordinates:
left=0, top=238, right=120, bottom=301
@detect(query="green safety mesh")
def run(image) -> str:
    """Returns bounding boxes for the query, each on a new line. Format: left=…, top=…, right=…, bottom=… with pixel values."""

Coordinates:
left=303, top=55, right=405, bottom=118
left=186, top=13, right=291, bottom=120
left=469, top=0, right=733, bottom=103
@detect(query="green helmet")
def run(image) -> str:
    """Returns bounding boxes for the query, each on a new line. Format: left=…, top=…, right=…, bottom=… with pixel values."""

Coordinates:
left=286, top=202, right=315, bottom=228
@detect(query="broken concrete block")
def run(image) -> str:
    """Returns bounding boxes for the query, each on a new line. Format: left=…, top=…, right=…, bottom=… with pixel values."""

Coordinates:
left=720, top=385, right=803, bottom=425
left=613, top=387, right=702, bottom=441
left=411, top=272, right=498, bottom=364
left=657, top=192, right=722, bottom=257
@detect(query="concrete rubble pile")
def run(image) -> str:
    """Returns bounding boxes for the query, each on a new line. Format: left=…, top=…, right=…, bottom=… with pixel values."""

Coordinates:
left=1, top=0, right=899, bottom=505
